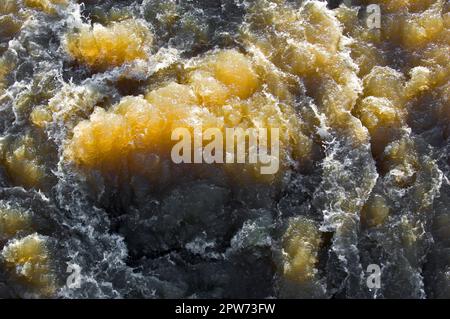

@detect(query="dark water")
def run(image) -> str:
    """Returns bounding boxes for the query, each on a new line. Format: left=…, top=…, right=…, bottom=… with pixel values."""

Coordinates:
left=0, top=0, right=448, bottom=298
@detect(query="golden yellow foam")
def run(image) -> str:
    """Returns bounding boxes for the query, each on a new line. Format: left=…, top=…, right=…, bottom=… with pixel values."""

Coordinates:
left=380, top=137, right=420, bottom=188
left=1, top=234, right=56, bottom=295
left=65, top=49, right=312, bottom=182
left=0, top=132, right=53, bottom=190
left=281, top=217, right=322, bottom=283
left=65, top=19, right=153, bottom=71
left=361, top=194, right=390, bottom=228
left=334, top=0, right=449, bottom=162
left=24, top=0, right=67, bottom=14
left=243, top=1, right=369, bottom=143
left=0, top=205, right=32, bottom=240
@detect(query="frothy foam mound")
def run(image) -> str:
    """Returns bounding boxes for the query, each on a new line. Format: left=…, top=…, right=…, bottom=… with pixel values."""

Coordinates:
left=1, top=234, right=56, bottom=296
left=0, top=132, right=55, bottom=190
left=281, top=217, right=322, bottom=283
left=24, top=0, right=67, bottom=14
left=65, top=19, right=153, bottom=71
left=0, top=203, right=32, bottom=241
left=65, top=49, right=312, bottom=182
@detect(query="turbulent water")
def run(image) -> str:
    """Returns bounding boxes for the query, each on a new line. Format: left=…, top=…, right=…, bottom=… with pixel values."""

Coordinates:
left=0, top=0, right=449, bottom=299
